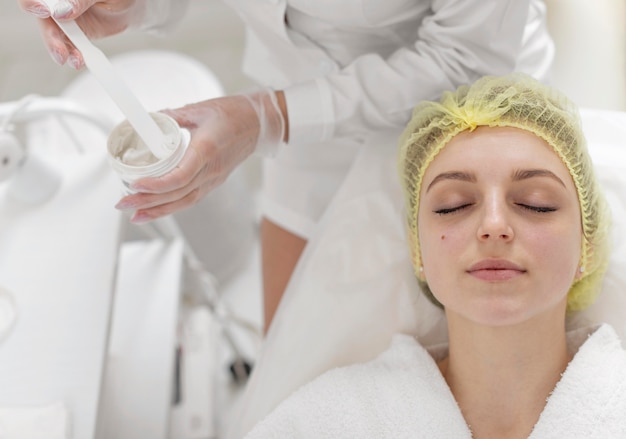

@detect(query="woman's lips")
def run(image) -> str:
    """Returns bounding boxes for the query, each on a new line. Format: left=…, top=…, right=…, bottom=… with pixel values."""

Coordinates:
left=467, top=259, right=526, bottom=281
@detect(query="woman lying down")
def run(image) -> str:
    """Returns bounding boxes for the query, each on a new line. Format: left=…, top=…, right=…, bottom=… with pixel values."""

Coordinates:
left=245, top=74, right=626, bottom=438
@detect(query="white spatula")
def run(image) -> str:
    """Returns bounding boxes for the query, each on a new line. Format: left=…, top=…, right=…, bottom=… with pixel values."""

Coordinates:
left=40, top=1, right=171, bottom=159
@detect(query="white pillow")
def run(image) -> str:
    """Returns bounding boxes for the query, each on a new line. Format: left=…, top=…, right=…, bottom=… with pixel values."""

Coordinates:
left=572, top=109, right=626, bottom=339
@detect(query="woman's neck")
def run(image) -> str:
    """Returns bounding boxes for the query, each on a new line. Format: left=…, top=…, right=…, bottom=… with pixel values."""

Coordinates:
left=439, top=310, right=571, bottom=439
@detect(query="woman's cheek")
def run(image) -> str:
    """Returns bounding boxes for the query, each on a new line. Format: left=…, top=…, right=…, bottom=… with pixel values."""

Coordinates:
left=526, top=223, right=581, bottom=269
left=421, top=225, right=462, bottom=269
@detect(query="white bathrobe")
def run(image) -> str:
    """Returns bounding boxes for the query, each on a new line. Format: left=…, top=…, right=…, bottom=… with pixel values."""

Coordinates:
left=244, top=324, right=626, bottom=438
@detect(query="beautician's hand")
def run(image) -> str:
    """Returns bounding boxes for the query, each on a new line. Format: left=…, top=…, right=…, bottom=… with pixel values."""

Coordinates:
left=18, top=0, right=145, bottom=68
left=114, top=88, right=288, bottom=224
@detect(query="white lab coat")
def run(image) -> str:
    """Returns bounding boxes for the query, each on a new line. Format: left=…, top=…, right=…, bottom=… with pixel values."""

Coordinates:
left=151, top=0, right=553, bottom=144
left=244, top=324, right=626, bottom=438
left=225, top=0, right=554, bottom=145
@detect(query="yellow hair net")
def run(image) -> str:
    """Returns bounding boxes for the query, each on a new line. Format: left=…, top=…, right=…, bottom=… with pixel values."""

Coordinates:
left=397, top=73, right=611, bottom=312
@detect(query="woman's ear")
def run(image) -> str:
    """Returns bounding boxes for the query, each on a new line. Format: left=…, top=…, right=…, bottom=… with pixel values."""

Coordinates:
left=417, top=265, right=425, bottom=281
left=575, top=265, right=585, bottom=280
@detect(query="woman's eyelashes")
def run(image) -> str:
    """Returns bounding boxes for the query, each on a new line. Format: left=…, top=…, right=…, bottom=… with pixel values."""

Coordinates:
left=516, top=203, right=557, bottom=213
left=433, top=203, right=472, bottom=215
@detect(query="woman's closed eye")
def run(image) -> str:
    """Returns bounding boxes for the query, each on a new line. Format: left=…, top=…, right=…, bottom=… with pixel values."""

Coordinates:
left=433, top=203, right=473, bottom=215
left=516, top=203, right=557, bottom=213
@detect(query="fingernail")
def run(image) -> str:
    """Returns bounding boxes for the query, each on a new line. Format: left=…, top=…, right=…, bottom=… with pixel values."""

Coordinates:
left=27, top=4, right=51, bottom=18
left=68, top=55, right=82, bottom=70
left=114, top=200, right=136, bottom=210
left=129, top=182, right=146, bottom=192
left=131, top=212, right=152, bottom=224
left=50, top=50, right=65, bottom=66
left=53, top=1, right=73, bottom=19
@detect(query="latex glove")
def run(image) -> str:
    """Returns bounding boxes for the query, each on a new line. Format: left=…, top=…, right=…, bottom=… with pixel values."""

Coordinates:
left=18, top=0, right=179, bottom=68
left=114, top=88, right=288, bottom=223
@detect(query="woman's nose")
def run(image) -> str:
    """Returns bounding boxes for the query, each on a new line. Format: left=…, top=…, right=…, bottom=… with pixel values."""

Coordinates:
left=477, top=197, right=514, bottom=241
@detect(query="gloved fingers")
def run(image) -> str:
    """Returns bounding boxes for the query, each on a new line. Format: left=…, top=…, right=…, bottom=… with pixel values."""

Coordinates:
left=115, top=160, right=231, bottom=223
left=128, top=190, right=204, bottom=224
left=116, top=183, right=198, bottom=214
left=36, top=17, right=84, bottom=68
left=24, top=0, right=141, bottom=50
left=25, top=0, right=101, bottom=69
left=49, top=0, right=101, bottom=20
left=115, top=147, right=219, bottom=208
left=119, top=172, right=223, bottom=224
left=19, top=0, right=53, bottom=18
left=129, top=142, right=209, bottom=194
left=19, top=0, right=100, bottom=21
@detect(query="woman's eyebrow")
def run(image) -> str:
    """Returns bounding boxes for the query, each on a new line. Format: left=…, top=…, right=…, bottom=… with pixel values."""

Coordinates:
left=426, top=171, right=476, bottom=192
left=512, top=169, right=566, bottom=187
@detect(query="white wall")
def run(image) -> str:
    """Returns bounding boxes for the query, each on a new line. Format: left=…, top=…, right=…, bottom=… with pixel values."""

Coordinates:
left=546, top=0, right=626, bottom=111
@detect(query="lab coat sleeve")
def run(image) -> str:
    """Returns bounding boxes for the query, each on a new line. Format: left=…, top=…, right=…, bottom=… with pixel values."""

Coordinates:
left=284, top=0, right=533, bottom=145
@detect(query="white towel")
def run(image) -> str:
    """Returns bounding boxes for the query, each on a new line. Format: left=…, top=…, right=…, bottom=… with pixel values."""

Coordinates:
left=245, top=324, right=626, bottom=438
left=245, top=333, right=471, bottom=438
left=0, top=402, right=69, bottom=439
left=529, top=324, right=626, bottom=438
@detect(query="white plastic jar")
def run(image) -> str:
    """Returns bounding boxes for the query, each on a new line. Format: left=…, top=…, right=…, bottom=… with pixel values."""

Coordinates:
left=107, top=112, right=189, bottom=194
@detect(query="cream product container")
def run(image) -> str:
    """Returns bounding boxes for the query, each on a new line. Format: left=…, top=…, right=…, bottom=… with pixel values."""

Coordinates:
left=107, top=112, right=190, bottom=194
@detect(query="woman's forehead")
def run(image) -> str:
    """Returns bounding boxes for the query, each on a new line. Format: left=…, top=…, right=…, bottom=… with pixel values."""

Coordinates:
left=425, top=126, right=570, bottom=179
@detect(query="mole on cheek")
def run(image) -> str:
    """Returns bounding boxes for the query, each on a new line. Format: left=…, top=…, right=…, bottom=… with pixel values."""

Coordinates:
left=441, top=235, right=446, bottom=240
